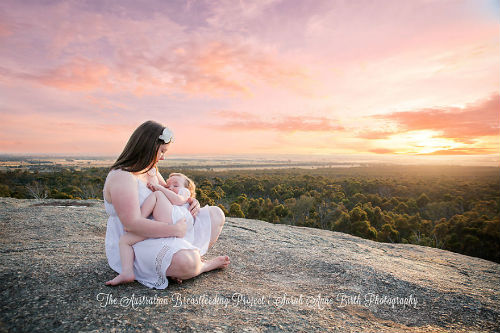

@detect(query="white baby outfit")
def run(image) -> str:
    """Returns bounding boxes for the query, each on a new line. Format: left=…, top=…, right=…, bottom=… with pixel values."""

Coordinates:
left=171, top=187, right=195, bottom=244
left=104, top=173, right=212, bottom=289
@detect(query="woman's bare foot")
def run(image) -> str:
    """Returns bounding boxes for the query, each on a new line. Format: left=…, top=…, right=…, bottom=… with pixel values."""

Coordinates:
left=170, top=276, right=183, bottom=284
left=105, top=271, right=135, bottom=286
left=200, top=255, right=230, bottom=274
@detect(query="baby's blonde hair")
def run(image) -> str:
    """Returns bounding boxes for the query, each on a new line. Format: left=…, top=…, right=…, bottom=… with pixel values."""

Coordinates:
left=169, top=172, right=196, bottom=198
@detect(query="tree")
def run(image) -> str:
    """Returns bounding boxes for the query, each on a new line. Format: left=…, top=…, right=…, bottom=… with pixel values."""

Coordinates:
left=394, top=215, right=412, bottom=241
left=229, top=202, right=245, bottom=218
left=246, top=198, right=261, bottom=219
left=0, top=184, right=9, bottom=197
left=273, top=204, right=289, bottom=218
left=349, top=206, right=368, bottom=223
left=370, top=206, right=384, bottom=229
left=217, top=204, right=228, bottom=216
left=199, top=179, right=213, bottom=190
left=351, top=220, right=377, bottom=240
left=292, top=195, right=315, bottom=226
left=351, top=193, right=366, bottom=205
left=26, top=181, right=48, bottom=199
left=196, top=188, right=215, bottom=206
left=213, top=177, right=224, bottom=187
left=432, top=219, right=449, bottom=248
left=378, top=224, right=399, bottom=243
left=334, top=212, right=350, bottom=233
left=417, top=193, right=430, bottom=209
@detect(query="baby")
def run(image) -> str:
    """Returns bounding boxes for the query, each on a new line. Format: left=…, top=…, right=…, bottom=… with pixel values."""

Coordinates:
left=106, top=172, right=196, bottom=286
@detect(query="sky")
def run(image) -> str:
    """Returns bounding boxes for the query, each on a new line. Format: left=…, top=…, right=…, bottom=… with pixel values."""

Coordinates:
left=0, top=0, right=499, bottom=163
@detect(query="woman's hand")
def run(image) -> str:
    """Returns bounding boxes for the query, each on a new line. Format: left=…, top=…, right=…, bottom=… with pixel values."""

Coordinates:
left=174, top=218, right=187, bottom=238
left=188, top=197, right=201, bottom=217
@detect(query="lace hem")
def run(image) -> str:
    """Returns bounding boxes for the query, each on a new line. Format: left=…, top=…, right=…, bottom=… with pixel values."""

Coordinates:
left=151, top=243, right=170, bottom=288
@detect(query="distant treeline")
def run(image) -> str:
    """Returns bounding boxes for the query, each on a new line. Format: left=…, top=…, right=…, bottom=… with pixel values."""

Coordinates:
left=1, top=165, right=499, bottom=263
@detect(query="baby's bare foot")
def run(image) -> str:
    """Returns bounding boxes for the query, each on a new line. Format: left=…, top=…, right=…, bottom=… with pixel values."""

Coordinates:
left=105, top=272, right=135, bottom=286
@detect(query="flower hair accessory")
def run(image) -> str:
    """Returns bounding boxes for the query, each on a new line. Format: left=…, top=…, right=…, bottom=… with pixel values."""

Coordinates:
left=159, top=127, right=174, bottom=144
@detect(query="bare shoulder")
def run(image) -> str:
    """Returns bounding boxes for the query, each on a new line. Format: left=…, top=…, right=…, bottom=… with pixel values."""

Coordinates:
left=104, top=169, right=137, bottom=201
left=107, top=169, right=135, bottom=183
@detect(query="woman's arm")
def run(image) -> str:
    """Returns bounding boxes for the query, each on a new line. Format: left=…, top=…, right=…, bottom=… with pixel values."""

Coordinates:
left=108, top=171, right=186, bottom=238
left=187, top=197, right=200, bottom=217
left=157, top=170, right=167, bottom=187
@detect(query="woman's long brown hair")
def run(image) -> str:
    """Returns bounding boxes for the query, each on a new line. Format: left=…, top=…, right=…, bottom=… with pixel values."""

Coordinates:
left=110, top=120, right=165, bottom=173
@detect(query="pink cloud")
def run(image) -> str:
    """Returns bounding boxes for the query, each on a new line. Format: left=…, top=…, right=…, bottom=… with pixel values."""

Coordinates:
left=145, top=40, right=312, bottom=96
left=36, top=58, right=111, bottom=91
left=0, top=21, right=11, bottom=37
left=2, top=38, right=311, bottom=97
left=0, top=59, right=112, bottom=92
left=0, top=112, right=132, bottom=154
left=370, top=94, right=499, bottom=143
left=212, top=110, right=255, bottom=120
left=214, top=111, right=344, bottom=132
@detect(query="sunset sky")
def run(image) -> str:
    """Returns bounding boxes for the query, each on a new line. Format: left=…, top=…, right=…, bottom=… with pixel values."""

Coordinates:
left=0, top=0, right=499, bottom=162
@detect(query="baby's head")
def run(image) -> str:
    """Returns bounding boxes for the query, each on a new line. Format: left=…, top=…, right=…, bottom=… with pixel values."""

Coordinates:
left=167, top=172, right=196, bottom=198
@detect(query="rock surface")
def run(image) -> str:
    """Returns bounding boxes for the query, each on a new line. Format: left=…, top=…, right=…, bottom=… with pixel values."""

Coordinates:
left=0, top=197, right=499, bottom=332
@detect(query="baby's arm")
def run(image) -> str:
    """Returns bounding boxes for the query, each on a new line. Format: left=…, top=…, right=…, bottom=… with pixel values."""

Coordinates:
left=148, top=183, right=189, bottom=206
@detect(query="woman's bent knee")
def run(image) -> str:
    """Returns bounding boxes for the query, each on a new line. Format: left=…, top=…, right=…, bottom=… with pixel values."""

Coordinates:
left=168, top=249, right=201, bottom=278
left=209, top=206, right=225, bottom=228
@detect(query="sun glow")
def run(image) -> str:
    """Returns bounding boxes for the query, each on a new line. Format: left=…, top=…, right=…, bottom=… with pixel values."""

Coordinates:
left=392, top=130, right=463, bottom=154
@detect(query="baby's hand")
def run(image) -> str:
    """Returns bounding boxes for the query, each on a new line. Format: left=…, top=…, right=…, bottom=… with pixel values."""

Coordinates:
left=147, top=183, right=160, bottom=192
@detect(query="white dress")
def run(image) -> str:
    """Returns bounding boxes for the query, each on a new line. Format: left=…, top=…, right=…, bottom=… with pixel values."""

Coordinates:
left=104, top=175, right=212, bottom=289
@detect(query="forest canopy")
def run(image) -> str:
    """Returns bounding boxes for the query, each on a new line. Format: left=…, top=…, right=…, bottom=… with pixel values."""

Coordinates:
left=1, top=165, right=498, bottom=263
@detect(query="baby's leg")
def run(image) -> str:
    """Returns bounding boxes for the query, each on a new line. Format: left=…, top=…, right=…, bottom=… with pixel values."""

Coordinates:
left=151, top=191, right=174, bottom=224
left=140, top=192, right=157, bottom=218
left=105, top=232, right=147, bottom=286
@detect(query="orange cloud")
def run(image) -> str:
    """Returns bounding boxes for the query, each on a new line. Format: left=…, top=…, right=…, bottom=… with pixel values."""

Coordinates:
left=369, top=148, right=396, bottom=154
left=422, top=148, right=497, bottom=155
left=371, top=94, right=499, bottom=143
left=214, top=112, right=344, bottom=132
left=357, top=131, right=396, bottom=140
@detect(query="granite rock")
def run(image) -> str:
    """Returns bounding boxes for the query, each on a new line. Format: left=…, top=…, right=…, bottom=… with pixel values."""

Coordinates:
left=0, top=197, right=499, bottom=332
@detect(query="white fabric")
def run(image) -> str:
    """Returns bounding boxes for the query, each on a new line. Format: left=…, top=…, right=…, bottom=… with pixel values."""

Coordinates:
left=104, top=173, right=212, bottom=289
left=178, top=187, right=191, bottom=198
left=171, top=187, right=194, bottom=243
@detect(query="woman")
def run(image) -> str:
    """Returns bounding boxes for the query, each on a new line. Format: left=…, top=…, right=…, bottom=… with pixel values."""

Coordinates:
left=103, top=120, right=230, bottom=289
